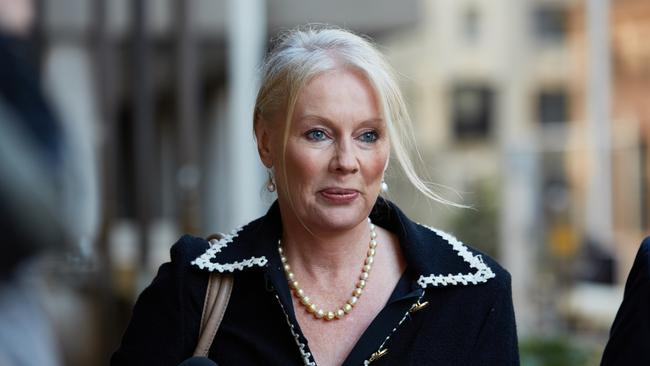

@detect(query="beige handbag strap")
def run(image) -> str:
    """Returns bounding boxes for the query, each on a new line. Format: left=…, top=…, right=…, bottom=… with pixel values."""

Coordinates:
left=193, top=238, right=234, bottom=357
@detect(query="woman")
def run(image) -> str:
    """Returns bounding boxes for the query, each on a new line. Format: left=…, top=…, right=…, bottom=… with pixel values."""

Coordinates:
left=112, top=25, right=519, bottom=365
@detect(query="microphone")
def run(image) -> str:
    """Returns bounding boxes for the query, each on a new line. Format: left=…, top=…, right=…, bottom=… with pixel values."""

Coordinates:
left=178, top=356, right=218, bottom=366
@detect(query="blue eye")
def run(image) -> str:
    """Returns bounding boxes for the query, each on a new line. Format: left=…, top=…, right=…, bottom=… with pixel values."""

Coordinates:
left=359, top=131, right=379, bottom=143
left=306, top=129, right=328, bottom=141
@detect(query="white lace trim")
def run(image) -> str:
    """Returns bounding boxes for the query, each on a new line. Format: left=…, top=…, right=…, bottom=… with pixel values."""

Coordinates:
left=275, top=294, right=317, bottom=366
left=190, top=226, right=268, bottom=272
left=415, top=225, right=496, bottom=288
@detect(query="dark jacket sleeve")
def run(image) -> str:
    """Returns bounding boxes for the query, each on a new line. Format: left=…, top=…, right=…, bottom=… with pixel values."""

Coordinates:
left=601, top=238, right=650, bottom=366
left=110, top=235, right=210, bottom=366
left=468, top=269, right=520, bottom=365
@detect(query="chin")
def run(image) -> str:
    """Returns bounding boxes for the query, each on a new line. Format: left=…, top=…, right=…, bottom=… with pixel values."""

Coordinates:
left=309, top=204, right=370, bottom=232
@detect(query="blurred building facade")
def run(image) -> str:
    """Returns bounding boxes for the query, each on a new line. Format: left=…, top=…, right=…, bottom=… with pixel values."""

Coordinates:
left=381, top=0, right=584, bottom=338
left=572, top=0, right=650, bottom=277
left=379, top=0, right=650, bottom=355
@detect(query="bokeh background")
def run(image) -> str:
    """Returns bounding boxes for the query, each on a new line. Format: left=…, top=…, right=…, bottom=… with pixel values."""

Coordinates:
left=1, top=0, right=649, bottom=365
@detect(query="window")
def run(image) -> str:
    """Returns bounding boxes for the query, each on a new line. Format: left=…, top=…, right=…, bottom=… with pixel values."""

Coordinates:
left=537, top=89, right=568, bottom=124
left=533, top=5, right=567, bottom=44
left=462, top=6, right=480, bottom=44
left=452, top=83, right=494, bottom=139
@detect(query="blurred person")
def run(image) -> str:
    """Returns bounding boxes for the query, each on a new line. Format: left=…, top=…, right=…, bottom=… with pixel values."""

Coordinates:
left=0, top=1, right=90, bottom=364
left=601, top=237, right=650, bottom=365
left=0, top=23, right=64, bottom=366
left=112, top=25, right=519, bottom=366
left=0, top=0, right=62, bottom=270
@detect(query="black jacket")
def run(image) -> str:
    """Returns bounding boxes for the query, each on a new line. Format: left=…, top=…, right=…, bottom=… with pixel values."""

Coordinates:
left=601, top=237, right=650, bottom=366
left=112, top=199, right=519, bottom=365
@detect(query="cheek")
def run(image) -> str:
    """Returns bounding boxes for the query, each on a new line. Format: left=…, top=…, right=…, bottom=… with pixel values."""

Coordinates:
left=279, top=143, right=323, bottom=188
left=364, top=158, right=387, bottom=183
left=363, top=146, right=390, bottom=181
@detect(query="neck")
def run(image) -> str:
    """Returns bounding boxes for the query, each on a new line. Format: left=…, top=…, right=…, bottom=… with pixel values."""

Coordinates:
left=279, top=212, right=370, bottom=278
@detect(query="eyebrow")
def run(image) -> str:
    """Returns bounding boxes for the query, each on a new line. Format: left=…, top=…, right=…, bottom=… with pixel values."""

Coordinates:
left=298, top=114, right=384, bottom=125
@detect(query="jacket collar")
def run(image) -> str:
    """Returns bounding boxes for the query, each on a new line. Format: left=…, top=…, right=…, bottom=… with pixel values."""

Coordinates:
left=191, top=198, right=495, bottom=289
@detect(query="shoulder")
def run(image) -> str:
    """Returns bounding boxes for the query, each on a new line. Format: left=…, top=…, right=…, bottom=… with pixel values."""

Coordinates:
left=452, top=240, right=513, bottom=301
left=468, top=244, right=512, bottom=287
left=169, top=234, right=211, bottom=267
left=407, top=222, right=511, bottom=293
left=398, top=229, right=519, bottom=363
left=144, top=234, right=212, bottom=286
left=156, top=234, right=213, bottom=300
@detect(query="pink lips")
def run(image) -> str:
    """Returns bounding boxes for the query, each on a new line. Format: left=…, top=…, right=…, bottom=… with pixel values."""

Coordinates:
left=319, top=188, right=359, bottom=204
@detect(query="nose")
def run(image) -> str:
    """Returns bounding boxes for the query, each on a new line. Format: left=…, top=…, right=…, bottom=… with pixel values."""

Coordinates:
left=330, top=140, right=359, bottom=174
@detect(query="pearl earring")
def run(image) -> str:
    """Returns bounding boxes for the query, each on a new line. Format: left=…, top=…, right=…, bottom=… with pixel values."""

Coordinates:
left=380, top=179, right=388, bottom=193
left=266, top=170, right=276, bottom=192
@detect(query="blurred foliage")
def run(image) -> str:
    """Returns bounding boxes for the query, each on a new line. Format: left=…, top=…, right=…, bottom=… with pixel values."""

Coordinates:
left=447, top=180, right=499, bottom=259
left=519, top=336, right=595, bottom=366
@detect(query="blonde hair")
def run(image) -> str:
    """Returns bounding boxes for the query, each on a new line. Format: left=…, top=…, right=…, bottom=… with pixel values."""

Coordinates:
left=254, top=24, right=461, bottom=206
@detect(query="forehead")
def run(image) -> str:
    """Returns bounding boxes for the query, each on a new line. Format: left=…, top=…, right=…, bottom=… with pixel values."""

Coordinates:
left=293, top=67, right=381, bottom=121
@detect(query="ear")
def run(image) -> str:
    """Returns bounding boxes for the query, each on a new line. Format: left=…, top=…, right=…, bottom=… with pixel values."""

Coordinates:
left=254, top=112, right=274, bottom=168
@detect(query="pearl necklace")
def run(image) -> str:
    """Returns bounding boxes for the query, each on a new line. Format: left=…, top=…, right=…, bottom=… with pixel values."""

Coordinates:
left=278, top=218, right=378, bottom=321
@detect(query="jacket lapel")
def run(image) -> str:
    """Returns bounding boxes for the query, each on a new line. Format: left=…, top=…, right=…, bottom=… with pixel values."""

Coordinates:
left=192, top=199, right=496, bottom=289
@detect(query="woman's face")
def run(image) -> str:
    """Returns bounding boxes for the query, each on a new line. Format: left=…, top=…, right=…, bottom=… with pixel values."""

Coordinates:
left=257, top=67, right=390, bottom=233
